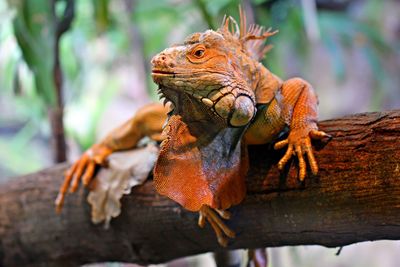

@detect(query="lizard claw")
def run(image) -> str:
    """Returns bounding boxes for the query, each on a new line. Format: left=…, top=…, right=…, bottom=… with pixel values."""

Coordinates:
left=274, top=128, right=330, bottom=181
left=309, top=129, right=332, bottom=140
left=55, top=144, right=113, bottom=213
left=198, top=205, right=235, bottom=247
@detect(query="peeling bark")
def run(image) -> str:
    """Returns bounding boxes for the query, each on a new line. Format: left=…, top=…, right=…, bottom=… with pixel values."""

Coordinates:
left=0, top=110, right=400, bottom=267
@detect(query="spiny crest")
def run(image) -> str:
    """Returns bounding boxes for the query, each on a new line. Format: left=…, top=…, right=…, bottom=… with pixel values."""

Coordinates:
left=218, top=7, right=278, bottom=61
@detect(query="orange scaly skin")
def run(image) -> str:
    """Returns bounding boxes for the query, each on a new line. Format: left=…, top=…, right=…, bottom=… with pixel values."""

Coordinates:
left=56, top=12, right=330, bottom=246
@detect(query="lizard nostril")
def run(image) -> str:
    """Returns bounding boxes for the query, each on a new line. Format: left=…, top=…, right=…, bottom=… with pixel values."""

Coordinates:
left=161, top=55, right=166, bottom=61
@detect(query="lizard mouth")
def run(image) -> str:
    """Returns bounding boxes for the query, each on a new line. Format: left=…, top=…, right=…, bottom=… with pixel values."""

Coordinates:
left=152, top=69, right=175, bottom=75
left=152, top=69, right=178, bottom=85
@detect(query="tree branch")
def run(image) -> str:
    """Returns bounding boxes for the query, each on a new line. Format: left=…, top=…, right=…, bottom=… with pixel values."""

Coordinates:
left=1, top=110, right=400, bottom=266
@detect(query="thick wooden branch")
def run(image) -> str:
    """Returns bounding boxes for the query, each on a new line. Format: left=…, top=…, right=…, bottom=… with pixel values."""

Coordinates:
left=1, top=110, right=400, bottom=266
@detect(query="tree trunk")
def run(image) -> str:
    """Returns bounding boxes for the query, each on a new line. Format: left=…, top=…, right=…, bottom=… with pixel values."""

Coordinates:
left=48, top=106, right=66, bottom=163
left=48, top=0, right=75, bottom=163
left=0, top=110, right=399, bottom=267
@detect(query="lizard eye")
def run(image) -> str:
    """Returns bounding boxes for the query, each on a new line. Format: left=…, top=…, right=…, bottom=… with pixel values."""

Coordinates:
left=187, top=45, right=208, bottom=63
left=192, top=46, right=206, bottom=58
left=193, top=49, right=205, bottom=58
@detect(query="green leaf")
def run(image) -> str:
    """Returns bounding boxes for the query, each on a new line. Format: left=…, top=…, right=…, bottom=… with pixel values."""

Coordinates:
left=92, top=0, right=111, bottom=33
left=7, top=0, right=57, bottom=105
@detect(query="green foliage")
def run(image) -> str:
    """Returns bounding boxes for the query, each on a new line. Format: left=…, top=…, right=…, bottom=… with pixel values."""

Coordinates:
left=319, top=11, right=392, bottom=81
left=133, top=1, right=184, bottom=56
left=253, top=0, right=306, bottom=76
left=92, top=0, right=111, bottom=33
left=251, top=0, right=395, bottom=93
left=0, top=121, right=44, bottom=176
left=7, top=0, right=57, bottom=106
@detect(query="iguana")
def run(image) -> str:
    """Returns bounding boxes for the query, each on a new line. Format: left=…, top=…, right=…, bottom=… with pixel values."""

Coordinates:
left=55, top=12, right=330, bottom=247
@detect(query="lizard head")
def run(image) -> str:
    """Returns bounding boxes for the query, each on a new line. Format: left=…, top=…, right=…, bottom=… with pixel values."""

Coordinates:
left=151, top=11, right=276, bottom=128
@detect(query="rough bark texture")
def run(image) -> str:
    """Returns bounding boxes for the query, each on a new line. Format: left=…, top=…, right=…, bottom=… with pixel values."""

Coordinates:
left=1, top=110, right=400, bottom=267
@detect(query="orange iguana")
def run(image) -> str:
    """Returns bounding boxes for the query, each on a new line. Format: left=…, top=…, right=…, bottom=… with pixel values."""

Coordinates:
left=56, top=12, right=330, bottom=247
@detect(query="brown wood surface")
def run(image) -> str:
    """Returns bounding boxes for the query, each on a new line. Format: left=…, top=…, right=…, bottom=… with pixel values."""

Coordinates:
left=0, top=110, right=400, bottom=267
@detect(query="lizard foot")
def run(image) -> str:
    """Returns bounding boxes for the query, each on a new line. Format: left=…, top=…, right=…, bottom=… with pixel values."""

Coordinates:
left=274, top=128, right=331, bottom=181
left=198, top=205, right=235, bottom=247
left=55, top=144, right=112, bottom=213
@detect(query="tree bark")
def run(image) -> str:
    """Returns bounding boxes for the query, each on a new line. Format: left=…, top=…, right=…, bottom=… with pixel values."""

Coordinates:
left=1, top=110, right=400, bottom=267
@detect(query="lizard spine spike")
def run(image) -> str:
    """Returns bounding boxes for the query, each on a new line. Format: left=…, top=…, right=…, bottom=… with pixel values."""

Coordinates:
left=163, top=98, right=169, bottom=106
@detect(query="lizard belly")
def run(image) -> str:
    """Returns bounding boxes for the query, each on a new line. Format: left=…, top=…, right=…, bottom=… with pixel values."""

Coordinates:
left=153, top=115, right=248, bottom=212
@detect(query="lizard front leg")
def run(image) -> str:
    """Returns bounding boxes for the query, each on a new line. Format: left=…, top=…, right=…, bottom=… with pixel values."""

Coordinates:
left=274, top=78, right=331, bottom=180
left=245, top=78, right=330, bottom=180
left=55, top=103, right=169, bottom=212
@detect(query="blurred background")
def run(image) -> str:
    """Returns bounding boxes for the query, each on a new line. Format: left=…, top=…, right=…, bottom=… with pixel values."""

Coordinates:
left=0, top=0, right=399, bottom=266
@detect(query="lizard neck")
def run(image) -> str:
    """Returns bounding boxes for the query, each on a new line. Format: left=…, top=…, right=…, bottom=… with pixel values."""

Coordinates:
left=153, top=93, right=249, bottom=211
